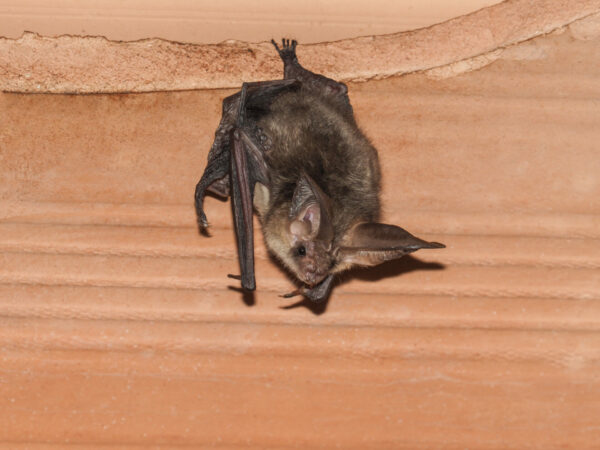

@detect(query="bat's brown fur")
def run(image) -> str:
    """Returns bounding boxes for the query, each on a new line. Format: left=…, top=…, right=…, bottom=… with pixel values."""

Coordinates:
left=195, top=39, right=444, bottom=302
left=257, top=90, right=381, bottom=279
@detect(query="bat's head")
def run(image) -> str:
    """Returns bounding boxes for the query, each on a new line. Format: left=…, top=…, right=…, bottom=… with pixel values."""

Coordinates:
left=286, top=174, right=335, bottom=286
left=284, top=174, right=446, bottom=287
left=264, top=174, right=445, bottom=289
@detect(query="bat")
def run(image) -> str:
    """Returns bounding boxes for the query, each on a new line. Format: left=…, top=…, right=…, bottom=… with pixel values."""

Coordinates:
left=195, top=39, right=444, bottom=303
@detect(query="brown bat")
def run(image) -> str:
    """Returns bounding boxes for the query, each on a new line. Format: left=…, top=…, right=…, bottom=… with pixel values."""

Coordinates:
left=195, top=39, right=444, bottom=302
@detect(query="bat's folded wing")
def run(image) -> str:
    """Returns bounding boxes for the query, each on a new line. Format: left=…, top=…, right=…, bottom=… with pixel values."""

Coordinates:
left=195, top=79, right=301, bottom=291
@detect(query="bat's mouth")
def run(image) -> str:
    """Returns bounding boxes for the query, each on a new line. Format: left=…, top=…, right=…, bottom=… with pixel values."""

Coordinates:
left=302, top=269, right=328, bottom=287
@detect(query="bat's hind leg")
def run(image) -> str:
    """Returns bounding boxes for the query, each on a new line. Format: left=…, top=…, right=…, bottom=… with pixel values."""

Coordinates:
left=271, top=38, right=351, bottom=114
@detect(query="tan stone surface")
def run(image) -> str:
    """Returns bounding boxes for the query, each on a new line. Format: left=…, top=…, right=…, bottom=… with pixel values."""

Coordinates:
left=1, top=7, right=600, bottom=450
left=0, top=0, right=499, bottom=44
left=1, top=0, right=600, bottom=93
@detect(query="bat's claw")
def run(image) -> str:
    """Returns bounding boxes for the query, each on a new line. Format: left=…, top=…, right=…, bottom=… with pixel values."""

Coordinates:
left=227, top=274, right=242, bottom=280
left=280, top=288, right=302, bottom=299
left=196, top=209, right=209, bottom=228
left=271, top=38, right=297, bottom=63
left=197, top=212, right=212, bottom=236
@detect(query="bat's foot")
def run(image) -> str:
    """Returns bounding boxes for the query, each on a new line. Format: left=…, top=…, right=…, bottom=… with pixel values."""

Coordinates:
left=228, top=274, right=256, bottom=292
left=279, top=286, right=330, bottom=304
left=271, top=38, right=297, bottom=63
left=280, top=289, right=302, bottom=299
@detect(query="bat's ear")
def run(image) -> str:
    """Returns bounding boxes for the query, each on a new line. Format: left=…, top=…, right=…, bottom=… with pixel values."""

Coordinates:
left=289, top=174, right=334, bottom=242
left=337, top=223, right=445, bottom=266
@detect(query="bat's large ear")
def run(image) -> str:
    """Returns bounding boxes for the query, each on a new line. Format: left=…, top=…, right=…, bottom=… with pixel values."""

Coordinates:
left=338, top=223, right=445, bottom=266
left=289, top=174, right=334, bottom=242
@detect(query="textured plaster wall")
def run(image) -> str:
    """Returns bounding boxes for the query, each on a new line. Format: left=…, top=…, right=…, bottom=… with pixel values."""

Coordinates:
left=1, top=0, right=600, bottom=448
left=2, top=0, right=600, bottom=93
left=0, top=0, right=500, bottom=43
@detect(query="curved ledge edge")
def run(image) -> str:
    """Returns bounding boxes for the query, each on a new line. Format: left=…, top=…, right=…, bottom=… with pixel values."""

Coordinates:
left=1, top=0, right=599, bottom=93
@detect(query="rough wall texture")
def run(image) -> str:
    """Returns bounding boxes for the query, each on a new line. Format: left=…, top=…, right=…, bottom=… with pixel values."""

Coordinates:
left=0, top=0, right=500, bottom=44
left=1, top=2, right=600, bottom=449
left=1, top=0, right=600, bottom=93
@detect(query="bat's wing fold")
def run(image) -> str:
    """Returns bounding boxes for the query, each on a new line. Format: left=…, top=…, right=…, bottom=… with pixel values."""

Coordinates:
left=196, top=79, right=301, bottom=291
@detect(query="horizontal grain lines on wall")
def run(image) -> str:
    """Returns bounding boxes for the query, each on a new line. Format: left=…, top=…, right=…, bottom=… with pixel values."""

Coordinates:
left=2, top=319, right=600, bottom=365
left=2, top=274, right=597, bottom=303
left=1, top=286, right=600, bottom=333
left=2, top=201, right=600, bottom=238
left=1, top=259, right=599, bottom=301
left=1, top=222, right=600, bottom=268
left=3, top=245, right=600, bottom=270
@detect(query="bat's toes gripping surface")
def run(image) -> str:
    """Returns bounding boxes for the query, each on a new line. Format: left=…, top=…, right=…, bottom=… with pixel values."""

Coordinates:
left=280, top=290, right=301, bottom=299
left=271, top=38, right=298, bottom=63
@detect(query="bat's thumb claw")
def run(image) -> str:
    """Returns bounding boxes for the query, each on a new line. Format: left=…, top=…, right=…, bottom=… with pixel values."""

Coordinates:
left=198, top=212, right=209, bottom=228
left=227, top=274, right=242, bottom=280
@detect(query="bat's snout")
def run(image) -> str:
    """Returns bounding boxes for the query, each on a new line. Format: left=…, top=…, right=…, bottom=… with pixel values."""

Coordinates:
left=301, top=262, right=328, bottom=287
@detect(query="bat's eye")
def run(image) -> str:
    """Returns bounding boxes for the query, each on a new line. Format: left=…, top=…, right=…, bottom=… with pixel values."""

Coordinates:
left=296, top=245, right=306, bottom=257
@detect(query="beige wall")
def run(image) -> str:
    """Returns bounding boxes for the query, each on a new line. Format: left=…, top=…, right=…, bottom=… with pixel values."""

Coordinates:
left=1, top=0, right=498, bottom=43
left=1, top=1, right=600, bottom=448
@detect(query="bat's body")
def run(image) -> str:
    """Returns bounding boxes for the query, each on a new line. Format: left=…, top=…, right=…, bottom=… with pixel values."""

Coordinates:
left=195, top=40, right=444, bottom=302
